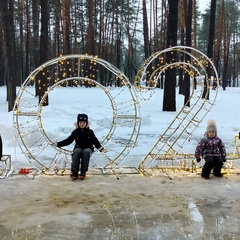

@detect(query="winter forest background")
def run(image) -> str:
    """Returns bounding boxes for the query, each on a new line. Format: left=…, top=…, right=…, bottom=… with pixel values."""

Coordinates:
left=0, top=0, right=240, bottom=112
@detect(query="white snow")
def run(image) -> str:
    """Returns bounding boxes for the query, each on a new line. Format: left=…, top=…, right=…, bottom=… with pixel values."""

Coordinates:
left=0, top=85, right=239, bottom=171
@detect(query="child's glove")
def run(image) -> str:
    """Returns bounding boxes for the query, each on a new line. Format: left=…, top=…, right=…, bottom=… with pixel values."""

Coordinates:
left=196, top=158, right=201, bottom=163
left=222, top=157, right=226, bottom=162
left=99, top=147, right=108, bottom=153
left=51, top=142, right=58, bottom=147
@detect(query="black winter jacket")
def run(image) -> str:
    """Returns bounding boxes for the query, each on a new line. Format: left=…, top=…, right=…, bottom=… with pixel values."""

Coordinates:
left=57, top=127, right=102, bottom=152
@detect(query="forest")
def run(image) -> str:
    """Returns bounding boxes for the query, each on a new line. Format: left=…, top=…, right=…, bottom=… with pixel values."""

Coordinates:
left=0, top=0, right=240, bottom=111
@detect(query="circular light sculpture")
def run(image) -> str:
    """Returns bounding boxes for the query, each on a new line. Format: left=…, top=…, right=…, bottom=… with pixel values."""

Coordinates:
left=13, top=55, right=141, bottom=174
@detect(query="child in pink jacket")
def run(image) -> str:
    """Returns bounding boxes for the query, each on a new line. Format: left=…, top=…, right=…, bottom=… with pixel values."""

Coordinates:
left=195, top=120, right=226, bottom=179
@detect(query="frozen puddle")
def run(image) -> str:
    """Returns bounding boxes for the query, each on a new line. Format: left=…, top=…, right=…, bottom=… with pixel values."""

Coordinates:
left=188, top=200, right=203, bottom=223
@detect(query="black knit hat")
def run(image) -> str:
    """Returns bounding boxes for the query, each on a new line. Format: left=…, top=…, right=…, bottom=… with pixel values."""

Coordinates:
left=77, top=113, right=88, bottom=124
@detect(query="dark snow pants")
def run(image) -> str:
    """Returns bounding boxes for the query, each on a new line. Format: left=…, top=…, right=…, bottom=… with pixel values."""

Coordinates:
left=202, top=156, right=223, bottom=177
left=71, top=148, right=92, bottom=175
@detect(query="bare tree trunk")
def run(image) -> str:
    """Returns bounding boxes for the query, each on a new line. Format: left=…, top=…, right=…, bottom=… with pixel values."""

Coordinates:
left=163, top=0, right=179, bottom=112
left=53, top=0, right=60, bottom=58
left=86, top=0, right=95, bottom=56
left=18, top=0, right=24, bottom=85
left=158, top=0, right=168, bottom=89
left=25, top=0, right=30, bottom=82
left=142, top=0, right=154, bottom=88
left=3, top=0, right=17, bottom=111
left=203, top=0, right=216, bottom=98
left=153, top=0, right=159, bottom=52
left=159, top=0, right=167, bottom=51
left=142, top=0, right=150, bottom=58
left=222, top=3, right=234, bottom=89
left=32, top=0, right=40, bottom=70
left=233, top=36, right=238, bottom=87
left=213, top=0, right=224, bottom=89
left=85, top=0, right=97, bottom=84
left=0, top=1, right=6, bottom=86
left=178, top=0, right=185, bottom=95
left=124, top=1, right=137, bottom=82
left=193, top=0, right=197, bottom=49
left=73, top=0, right=78, bottom=54
left=61, top=0, right=71, bottom=84
left=184, top=0, right=192, bottom=107
left=62, top=0, right=71, bottom=55
left=38, top=0, right=49, bottom=105
left=192, top=0, right=197, bottom=89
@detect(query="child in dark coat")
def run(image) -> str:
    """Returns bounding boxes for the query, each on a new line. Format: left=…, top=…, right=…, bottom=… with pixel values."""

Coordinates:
left=195, top=120, right=226, bottom=179
left=56, top=114, right=106, bottom=180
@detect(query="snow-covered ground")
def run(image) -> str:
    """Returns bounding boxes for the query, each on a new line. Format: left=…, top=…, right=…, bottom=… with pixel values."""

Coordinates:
left=0, top=85, right=240, bottom=171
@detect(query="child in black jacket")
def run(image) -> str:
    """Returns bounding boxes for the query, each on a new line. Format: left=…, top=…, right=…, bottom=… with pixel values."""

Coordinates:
left=56, top=114, right=106, bottom=180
